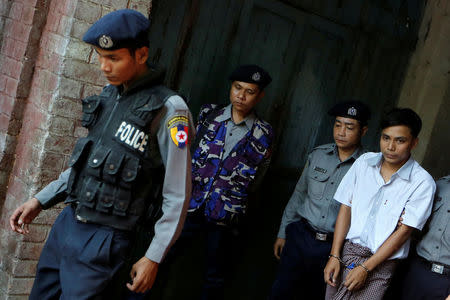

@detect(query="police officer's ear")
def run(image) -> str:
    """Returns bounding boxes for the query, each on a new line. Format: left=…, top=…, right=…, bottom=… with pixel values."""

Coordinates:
left=360, top=125, right=368, bottom=137
left=134, top=46, right=149, bottom=65
left=256, top=90, right=265, bottom=102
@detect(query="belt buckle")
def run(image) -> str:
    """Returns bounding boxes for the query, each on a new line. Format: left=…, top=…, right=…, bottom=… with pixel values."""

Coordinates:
left=431, top=263, right=444, bottom=274
left=76, top=215, right=88, bottom=223
left=315, top=232, right=327, bottom=241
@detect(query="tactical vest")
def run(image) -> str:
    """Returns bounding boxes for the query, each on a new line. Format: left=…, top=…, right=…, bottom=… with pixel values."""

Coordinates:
left=190, top=104, right=273, bottom=223
left=65, top=83, right=175, bottom=231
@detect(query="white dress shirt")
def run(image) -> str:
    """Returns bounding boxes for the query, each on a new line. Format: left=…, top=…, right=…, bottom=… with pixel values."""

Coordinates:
left=333, top=152, right=435, bottom=259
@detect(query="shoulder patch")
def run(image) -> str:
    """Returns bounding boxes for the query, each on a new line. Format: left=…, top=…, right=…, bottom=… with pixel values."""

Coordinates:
left=168, top=115, right=189, bottom=148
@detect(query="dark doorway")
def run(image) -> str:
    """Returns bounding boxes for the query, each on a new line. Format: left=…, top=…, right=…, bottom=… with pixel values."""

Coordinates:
left=147, top=0, right=424, bottom=298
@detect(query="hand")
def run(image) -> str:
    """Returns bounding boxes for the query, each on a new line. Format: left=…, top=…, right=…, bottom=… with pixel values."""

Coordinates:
left=343, top=265, right=368, bottom=291
left=396, top=209, right=405, bottom=228
left=324, top=257, right=341, bottom=287
left=273, top=238, right=286, bottom=260
left=126, top=256, right=159, bottom=293
left=9, top=198, right=42, bottom=234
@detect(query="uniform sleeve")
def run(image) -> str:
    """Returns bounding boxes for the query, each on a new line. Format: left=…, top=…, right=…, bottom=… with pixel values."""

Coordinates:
left=277, top=158, right=309, bottom=239
left=402, top=177, right=436, bottom=230
left=333, top=157, right=360, bottom=207
left=34, top=168, right=71, bottom=209
left=144, top=95, right=194, bottom=263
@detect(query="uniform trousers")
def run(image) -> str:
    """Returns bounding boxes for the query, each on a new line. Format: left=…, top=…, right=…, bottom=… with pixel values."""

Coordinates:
left=30, top=205, right=130, bottom=300
left=400, top=256, right=450, bottom=300
left=269, top=219, right=332, bottom=300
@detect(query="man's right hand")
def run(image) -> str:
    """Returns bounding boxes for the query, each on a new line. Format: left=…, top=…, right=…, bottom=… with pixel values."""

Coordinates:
left=10, top=198, right=42, bottom=234
left=324, top=256, right=341, bottom=287
left=273, top=238, right=286, bottom=260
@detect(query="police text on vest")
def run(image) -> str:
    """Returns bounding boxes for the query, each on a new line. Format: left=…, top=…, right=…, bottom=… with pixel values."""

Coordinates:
left=115, top=121, right=148, bottom=153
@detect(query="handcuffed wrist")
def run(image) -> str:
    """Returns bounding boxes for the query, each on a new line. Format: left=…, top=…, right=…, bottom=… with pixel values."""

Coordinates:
left=329, top=254, right=344, bottom=264
left=358, top=263, right=370, bottom=273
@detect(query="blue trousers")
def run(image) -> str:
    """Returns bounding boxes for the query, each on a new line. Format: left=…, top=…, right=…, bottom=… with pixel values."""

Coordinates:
left=400, top=256, right=450, bottom=300
left=270, top=220, right=332, bottom=300
left=30, top=206, right=130, bottom=300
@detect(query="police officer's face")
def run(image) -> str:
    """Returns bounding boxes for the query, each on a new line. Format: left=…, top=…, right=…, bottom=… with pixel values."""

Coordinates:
left=333, top=117, right=366, bottom=150
left=380, top=125, right=418, bottom=168
left=229, top=81, right=264, bottom=116
left=95, top=47, right=148, bottom=87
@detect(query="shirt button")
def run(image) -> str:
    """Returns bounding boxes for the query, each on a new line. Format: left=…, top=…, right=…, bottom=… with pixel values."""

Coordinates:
left=438, top=228, right=442, bottom=231
left=86, top=192, right=91, bottom=197
left=109, top=164, right=115, bottom=170
left=93, top=159, right=98, bottom=164
left=331, top=182, right=334, bottom=185
left=322, top=216, right=325, bottom=218
left=436, top=246, right=439, bottom=249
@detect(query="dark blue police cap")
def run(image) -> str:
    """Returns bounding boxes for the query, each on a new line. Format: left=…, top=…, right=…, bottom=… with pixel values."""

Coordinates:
left=229, top=65, right=272, bottom=90
left=83, top=9, right=150, bottom=50
left=328, top=100, right=371, bottom=125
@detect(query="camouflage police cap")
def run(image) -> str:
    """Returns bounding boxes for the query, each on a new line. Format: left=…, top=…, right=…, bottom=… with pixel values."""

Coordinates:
left=82, top=9, right=150, bottom=50
left=229, top=64, right=272, bottom=90
left=328, top=100, right=371, bottom=125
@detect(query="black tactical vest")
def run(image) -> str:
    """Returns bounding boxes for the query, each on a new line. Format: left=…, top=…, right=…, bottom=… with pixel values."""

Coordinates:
left=65, top=82, right=175, bottom=231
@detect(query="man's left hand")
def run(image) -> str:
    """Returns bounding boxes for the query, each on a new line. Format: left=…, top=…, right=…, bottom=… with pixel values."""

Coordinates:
left=126, top=257, right=159, bottom=293
left=343, top=265, right=368, bottom=291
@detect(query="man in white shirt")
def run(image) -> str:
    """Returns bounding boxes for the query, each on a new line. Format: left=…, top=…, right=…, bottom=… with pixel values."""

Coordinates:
left=323, top=108, right=436, bottom=300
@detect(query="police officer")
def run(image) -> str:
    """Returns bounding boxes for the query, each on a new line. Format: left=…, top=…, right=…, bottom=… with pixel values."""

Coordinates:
left=164, top=65, right=273, bottom=300
left=9, top=9, right=193, bottom=299
left=400, top=175, right=450, bottom=300
left=270, top=101, right=370, bottom=299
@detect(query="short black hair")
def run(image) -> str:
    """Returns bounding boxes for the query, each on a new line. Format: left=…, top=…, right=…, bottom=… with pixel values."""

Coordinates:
left=380, top=108, right=422, bottom=137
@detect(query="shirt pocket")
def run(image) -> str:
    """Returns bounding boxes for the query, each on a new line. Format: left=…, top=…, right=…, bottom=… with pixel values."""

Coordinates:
left=307, top=169, right=330, bottom=199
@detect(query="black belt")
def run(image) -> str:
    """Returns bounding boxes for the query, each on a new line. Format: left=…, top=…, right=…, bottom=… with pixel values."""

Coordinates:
left=418, top=256, right=450, bottom=276
left=300, top=218, right=333, bottom=242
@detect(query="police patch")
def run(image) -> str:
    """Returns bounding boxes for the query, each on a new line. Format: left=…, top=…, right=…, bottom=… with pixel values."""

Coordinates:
left=168, top=115, right=189, bottom=148
left=115, top=121, right=149, bottom=153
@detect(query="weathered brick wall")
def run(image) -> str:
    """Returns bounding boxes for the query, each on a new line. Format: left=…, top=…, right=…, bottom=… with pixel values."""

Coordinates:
left=0, top=1, right=151, bottom=298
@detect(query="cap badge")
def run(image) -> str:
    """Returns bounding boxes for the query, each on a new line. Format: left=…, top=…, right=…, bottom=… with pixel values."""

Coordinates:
left=252, top=72, right=261, bottom=82
left=347, top=107, right=357, bottom=116
left=98, top=35, right=113, bottom=49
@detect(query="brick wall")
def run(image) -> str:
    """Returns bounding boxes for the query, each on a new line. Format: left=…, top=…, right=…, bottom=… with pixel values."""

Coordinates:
left=0, top=1, right=151, bottom=298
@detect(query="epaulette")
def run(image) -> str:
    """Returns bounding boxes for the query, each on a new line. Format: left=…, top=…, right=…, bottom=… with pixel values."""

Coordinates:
left=311, top=143, right=335, bottom=152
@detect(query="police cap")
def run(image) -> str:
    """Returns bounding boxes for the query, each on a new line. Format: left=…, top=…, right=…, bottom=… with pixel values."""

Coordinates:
left=229, top=65, right=272, bottom=90
left=328, top=100, right=371, bottom=125
left=83, top=9, right=150, bottom=50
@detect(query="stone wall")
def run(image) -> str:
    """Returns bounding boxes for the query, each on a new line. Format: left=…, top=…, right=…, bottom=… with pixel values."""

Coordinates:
left=397, top=0, right=450, bottom=178
left=0, top=1, right=151, bottom=298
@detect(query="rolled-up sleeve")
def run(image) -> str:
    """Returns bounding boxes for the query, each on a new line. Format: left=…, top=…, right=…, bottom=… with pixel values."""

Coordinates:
left=144, top=95, right=194, bottom=263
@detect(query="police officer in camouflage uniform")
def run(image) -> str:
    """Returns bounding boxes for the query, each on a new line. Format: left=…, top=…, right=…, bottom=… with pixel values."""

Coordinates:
left=169, top=65, right=274, bottom=300
left=270, top=101, right=370, bottom=300
left=9, top=9, right=193, bottom=299
left=400, top=175, right=450, bottom=300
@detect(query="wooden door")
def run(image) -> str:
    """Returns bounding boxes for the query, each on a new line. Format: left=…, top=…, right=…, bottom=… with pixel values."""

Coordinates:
left=146, top=0, right=423, bottom=298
